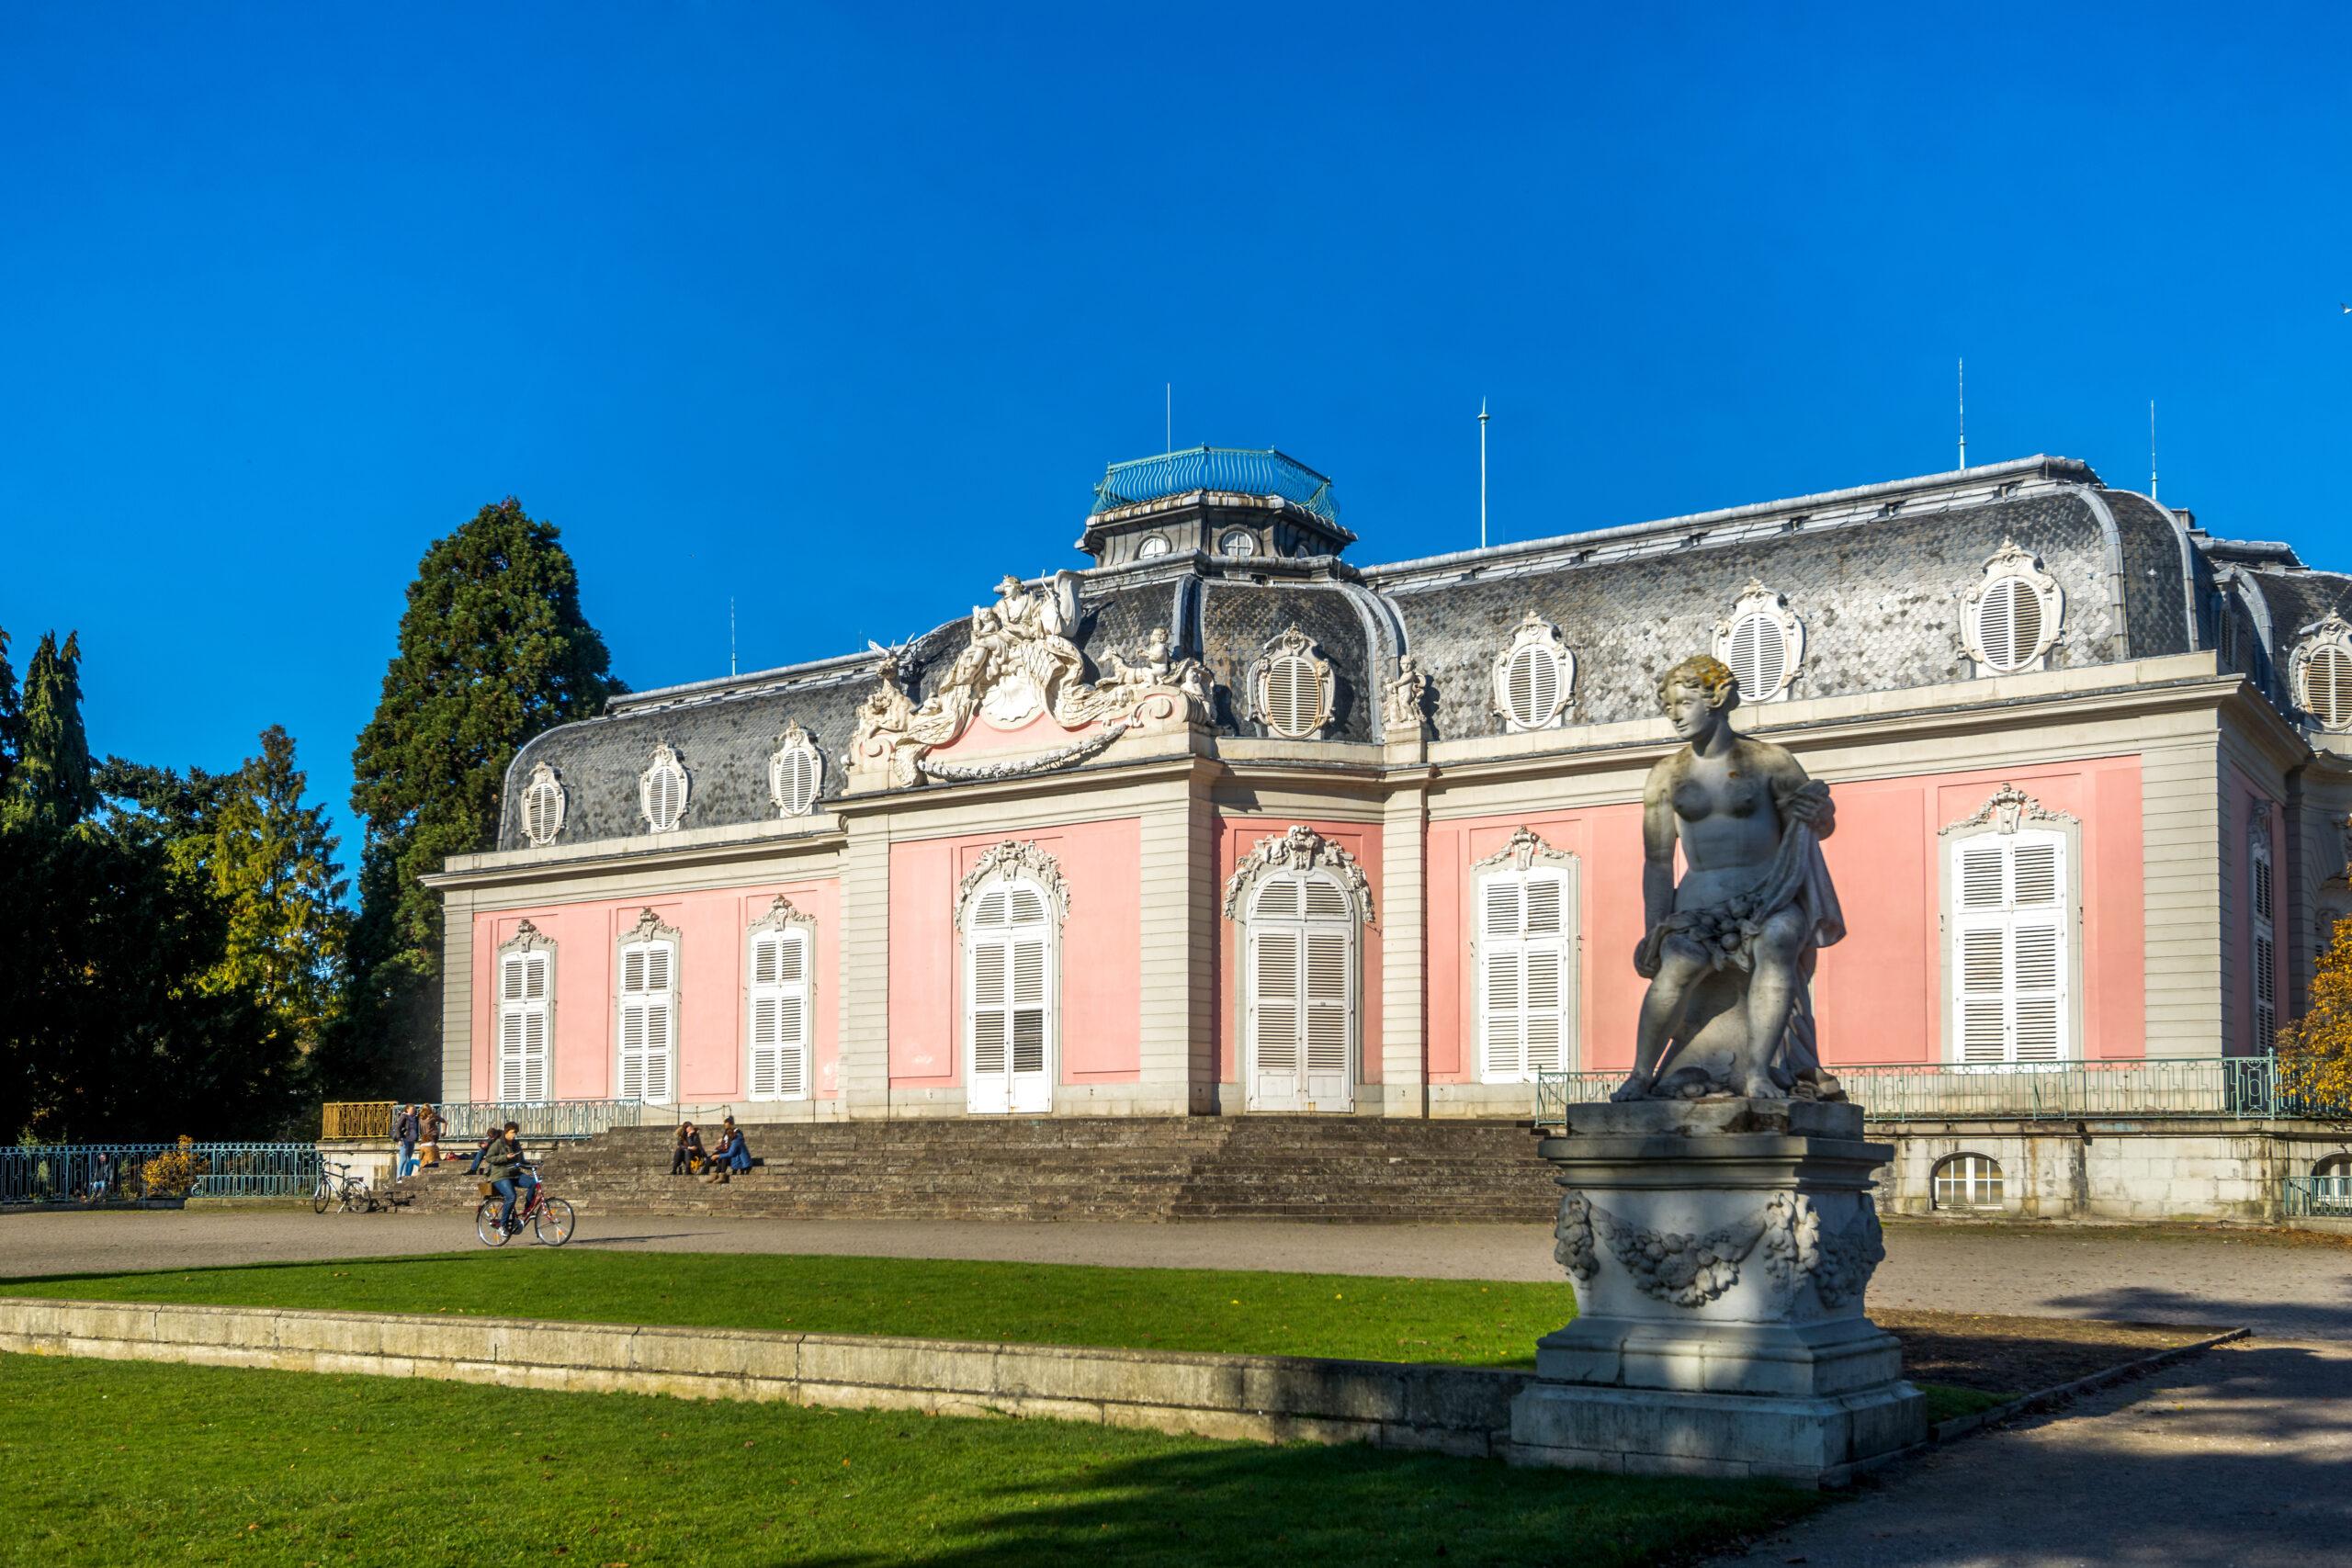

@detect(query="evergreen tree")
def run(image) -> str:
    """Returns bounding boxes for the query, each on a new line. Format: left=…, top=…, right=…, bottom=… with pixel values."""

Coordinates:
left=2, top=631, right=97, bottom=832
left=208, top=726, right=349, bottom=1054
left=342, top=498, right=619, bottom=1094
left=0, top=627, right=24, bottom=798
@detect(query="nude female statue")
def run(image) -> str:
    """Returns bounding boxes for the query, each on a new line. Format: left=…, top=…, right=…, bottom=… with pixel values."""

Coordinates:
left=1613, top=654, right=1846, bottom=1102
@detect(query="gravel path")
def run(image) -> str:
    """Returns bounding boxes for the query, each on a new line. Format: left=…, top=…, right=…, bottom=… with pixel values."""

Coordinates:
left=5, top=1210, right=2348, bottom=1339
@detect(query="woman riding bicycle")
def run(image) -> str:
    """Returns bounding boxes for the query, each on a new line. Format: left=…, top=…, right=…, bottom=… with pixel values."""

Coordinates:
left=481, top=1122, right=537, bottom=1234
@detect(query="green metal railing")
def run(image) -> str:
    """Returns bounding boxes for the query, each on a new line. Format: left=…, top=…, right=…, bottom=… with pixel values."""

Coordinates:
left=1, top=1144, right=322, bottom=1203
left=2284, top=1175, right=2352, bottom=1218
left=1090, top=446, right=1338, bottom=525
left=1534, top=1055, right=2345, bottom=1129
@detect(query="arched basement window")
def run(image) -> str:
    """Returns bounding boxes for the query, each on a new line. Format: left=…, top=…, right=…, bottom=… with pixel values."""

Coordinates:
left=1931, top=1153, right=2005, bottom=1211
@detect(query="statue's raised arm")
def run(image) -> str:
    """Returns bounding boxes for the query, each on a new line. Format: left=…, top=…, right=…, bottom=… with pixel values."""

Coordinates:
left=1613, top=654, right=1846, bottom=1103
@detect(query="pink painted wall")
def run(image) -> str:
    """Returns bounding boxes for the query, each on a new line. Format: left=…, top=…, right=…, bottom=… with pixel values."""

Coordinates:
left=1425, top=756, right=2148, bottom=1077
left=470, top=879, right=842, bottom=1103
left=1214, top=818, right=1384, bottom=1084
left=885, top=818, right=1144, bottom=1088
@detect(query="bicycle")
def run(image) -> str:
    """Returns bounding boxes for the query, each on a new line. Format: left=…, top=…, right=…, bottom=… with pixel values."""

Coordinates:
left=475, top=1163, right=575, bottom=1247
left=311, top=1160, right=379, bottom=1214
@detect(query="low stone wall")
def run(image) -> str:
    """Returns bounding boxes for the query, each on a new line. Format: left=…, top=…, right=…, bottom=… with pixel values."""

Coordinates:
left=1878, top=1118, right=2352, bottom=1223
left=0, top=1298, right=1530, bottom=1459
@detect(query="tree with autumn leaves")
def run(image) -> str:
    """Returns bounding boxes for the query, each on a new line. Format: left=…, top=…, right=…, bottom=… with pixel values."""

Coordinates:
left=2278, top=913, right=2352, bottom=1113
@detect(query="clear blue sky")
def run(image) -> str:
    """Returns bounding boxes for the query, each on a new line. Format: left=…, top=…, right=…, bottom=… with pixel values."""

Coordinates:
left=5, top=3, right=2347, bottom=871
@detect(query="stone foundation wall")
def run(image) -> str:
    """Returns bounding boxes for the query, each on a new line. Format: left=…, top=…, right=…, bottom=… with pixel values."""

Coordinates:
left=1879, top=1119, right=2352, bottom=1223
left=0, top=1298, right=1532, bottom=1459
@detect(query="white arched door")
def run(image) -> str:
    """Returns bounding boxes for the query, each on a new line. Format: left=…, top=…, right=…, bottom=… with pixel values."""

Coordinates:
left=1246, top=870, right=1356, bottom=1111
left=966, top=876, right=1055, bottom=1114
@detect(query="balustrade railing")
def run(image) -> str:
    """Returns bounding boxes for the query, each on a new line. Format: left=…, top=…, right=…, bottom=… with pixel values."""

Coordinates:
left=432, top=1100, right=653, bottom=1143
left=1533, top=1055, right=2343, bottom=1130
left=321, top=1100, right=397, bottom=1140
left=0, top=1144, right=322, bottom=1203
left=2283, top=1175, right=2352, bottom=1218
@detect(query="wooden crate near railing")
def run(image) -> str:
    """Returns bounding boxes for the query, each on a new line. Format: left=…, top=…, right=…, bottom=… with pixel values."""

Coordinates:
left=321, top=1100, right=397, bottom=1141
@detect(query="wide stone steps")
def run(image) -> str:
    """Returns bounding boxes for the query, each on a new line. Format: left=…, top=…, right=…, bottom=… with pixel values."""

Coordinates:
left=393, top=1116, right=1558, bottom=1223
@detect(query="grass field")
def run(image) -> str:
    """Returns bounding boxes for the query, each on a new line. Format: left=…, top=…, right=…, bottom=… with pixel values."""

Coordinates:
left=0, top=1250, right=1574, bottom=1368
left=0, top=1354, right=1820, bottom=1567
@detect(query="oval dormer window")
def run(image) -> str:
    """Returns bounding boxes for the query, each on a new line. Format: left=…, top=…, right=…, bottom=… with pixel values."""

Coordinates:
left=520, top=762, right=566, bottom=847
left=639, top=743, right=690, bottom=833
left=1220, top=529, right=1258, bottom=558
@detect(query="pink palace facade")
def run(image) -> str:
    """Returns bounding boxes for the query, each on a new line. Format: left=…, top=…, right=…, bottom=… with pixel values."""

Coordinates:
left=424, top=450, right=2352, bottom=1126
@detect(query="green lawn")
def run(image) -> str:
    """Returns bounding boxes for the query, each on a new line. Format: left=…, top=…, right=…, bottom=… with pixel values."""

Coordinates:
left=0, top=1250, right=1574, bottom=1368
left=0, top=1354, right=1818, bottom=1567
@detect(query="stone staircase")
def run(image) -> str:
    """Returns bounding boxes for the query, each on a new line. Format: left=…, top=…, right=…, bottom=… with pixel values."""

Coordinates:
left=392, top=1116, right=1558, bottom=1224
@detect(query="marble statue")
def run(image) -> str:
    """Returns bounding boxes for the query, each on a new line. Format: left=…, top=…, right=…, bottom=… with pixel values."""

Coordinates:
left=1381, top=653, right=1430, bottom=735
left=1614, top=653, right=1845, bottom=1102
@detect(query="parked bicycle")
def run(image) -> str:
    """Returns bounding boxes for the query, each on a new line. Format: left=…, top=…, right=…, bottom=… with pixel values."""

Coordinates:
left=311, top=1159, right=380, bottom=1214
left=475, top=1163, right=575, bottom=1247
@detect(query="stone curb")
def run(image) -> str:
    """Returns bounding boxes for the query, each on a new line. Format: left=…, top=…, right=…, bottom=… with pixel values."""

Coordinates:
left=1927, top=1325, right=2249, bottom=1443
left=0, top=1297, right=1532, bottom=1460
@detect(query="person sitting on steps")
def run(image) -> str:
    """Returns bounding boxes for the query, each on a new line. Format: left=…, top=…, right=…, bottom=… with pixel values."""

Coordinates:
left=671, top=1122, right=706, bottom=1176
left=704, top=1118, right=752, bottom=1184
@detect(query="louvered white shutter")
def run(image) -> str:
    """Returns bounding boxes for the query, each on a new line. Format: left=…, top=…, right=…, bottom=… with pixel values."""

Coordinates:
left=1950, top=831, right=2068, bottom=1065
left=2305, top=646, right=2352, bottom=729
left=498, top=952, right=552, bottom=1101
left=749, top=929, right=810, bottom=1100
left=1727, top=614, right=1786, bottom=702
left=965, top=876, right=1055, bottom=1113
left=619, top=939, right=676, bottom=1103
left=1248, top=871, right=1356, bottom=1110
left=1263, top=657, right=1320, bottom=738
left=1479, top=866, right=1572, bottom=1081
left=2252, top=829, right=2278, bottom=1047
left=1504, top=645, right=1561, bottom=729
left=1481, top=876, right=1525, bottom=1080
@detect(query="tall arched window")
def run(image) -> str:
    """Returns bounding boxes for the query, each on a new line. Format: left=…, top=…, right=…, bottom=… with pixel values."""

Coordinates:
left=496, top=922, right=555, bottom=1101
left=1224, top=827, right=1373, bottom=1112
left=2252, top=813, right=2278, bottom=1051
left=616, top=908, right=680, bottom=1104
left=746, top=897, right=814, bottom=1101
left=957, top=841, right=1067, bottom=1115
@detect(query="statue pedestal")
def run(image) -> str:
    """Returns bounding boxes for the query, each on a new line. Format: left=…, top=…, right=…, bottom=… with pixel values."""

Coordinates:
left=1508, top=1098, right=1926, bottom=1487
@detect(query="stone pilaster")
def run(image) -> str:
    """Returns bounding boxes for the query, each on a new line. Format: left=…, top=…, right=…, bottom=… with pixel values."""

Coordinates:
left=836, top=815, right=893, bottom=1117
left=1379, top=750, right=1430, bottom=1117
left=1136, top=776, right=1216, bottom=1115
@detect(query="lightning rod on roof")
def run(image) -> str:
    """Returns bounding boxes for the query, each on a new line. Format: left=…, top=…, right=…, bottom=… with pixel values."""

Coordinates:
left=729, top=597, right=737, bottom=677
left=2150, top=400, right=2159, bottom=503
left=1165, top=383, right=1171, bottom=453
left=1478, top=397, right=1490, bottom=549
left=1957, top=358, right=1966, bottom=471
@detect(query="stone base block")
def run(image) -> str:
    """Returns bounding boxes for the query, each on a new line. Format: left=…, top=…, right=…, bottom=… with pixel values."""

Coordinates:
left=1534, top=1314, right=1905, bottom=1399
left=1506, top=1378, right=1927, bottom=1488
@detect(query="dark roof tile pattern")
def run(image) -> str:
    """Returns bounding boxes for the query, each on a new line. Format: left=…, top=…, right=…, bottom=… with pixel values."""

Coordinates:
left=2101, top=491, right=2198, bottom=658
left=1197, top=579, right=1380, bottom=740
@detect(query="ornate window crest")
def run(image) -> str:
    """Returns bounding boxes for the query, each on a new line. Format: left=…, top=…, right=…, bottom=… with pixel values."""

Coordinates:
left=1472, top=825, right=1576, bottom=875
left=1492, top=613, right=1575, bottom=732
left=747, top=893, right=816, bottom=940
left=2291, top=613, right=2352, bottom=731
left=1221, top=825, right=1374, bottom=924
left=1713, top=581, right=1804, bottom=705
left=1247, top=625, right=1335, bottom=739
left=1939, top=783, right=2079, bottom=837
left=519, top=762, right=567, bottom=847
left=498, top=918, right=557, bottom=957
left=1962, top=539, right=2064, bottom=676
left=623, top=907, right=680, bottom=947
left=639, top=742, right=691, bottom=833
left=768, top=723, right=826, bottom=818
left=955, top=840, right=1071, bottom=929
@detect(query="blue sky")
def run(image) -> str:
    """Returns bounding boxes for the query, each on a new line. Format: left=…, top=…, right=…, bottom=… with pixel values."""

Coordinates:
left=5, top=3, right=2348, bottom=870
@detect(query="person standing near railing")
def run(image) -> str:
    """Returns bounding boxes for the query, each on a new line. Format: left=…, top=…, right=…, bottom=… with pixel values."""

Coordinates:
left=394, top=1105, right=421, bottom=1179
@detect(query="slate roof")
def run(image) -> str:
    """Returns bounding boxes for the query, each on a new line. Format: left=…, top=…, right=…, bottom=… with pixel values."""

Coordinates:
left=495, top=454, right=2336, bottom=854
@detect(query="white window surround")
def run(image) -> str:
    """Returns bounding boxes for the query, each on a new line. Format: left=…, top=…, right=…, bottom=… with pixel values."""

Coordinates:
left=745, top=895, right=815, bottom=1102
left=519, top=761, right=567, bottom=847
left=1939, top=784, right=2082, bottom=1067
left=495, top=921, right=555, bottom=1101
left=1962, top=539, right=2065, bottom=676
left=768, top=722, right=825, bottom=818
left=1713, top=580, right=1804, bottom=705
left=639, top=742, right=691, bottom=833
left=615, top=908, right=680, bottom=1105
left=1931, top=1153, right=2005, bottom=1211
left=2252, top=811, right=2278, bottom=1052
left=1219, top=528, right=1259, bottom=558
left=1223, top=826, right=1374, bottom=1112
left=956, top=840, right=1068, bottom=1116
left=1473, top=827, right=1578, bottom=1083
left=1136, top=534, right=1172, bottom=558
left=1492, top=613, right=1576, bottom=732
left=1247, top=625, right=1336, bottom=740
left=2291, top=613, right=2352, bottom=731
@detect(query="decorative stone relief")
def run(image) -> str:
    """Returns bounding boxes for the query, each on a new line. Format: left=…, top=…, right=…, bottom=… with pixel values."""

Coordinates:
left=1491, top=612, right=1575, bottom=731
left=519, top=762, right=567, bottom=847
left=746, top=894, right=815, bottom=940
left=638, top=742, right=690, bottom=833
left=1961, top=539, right=2064, bottom=675
left=1939, top=782, right=2078, bottom=837
left=1555, top=1187, right=1885, bottom=1309
left=2290, top=612, right=2352, bottom=732
left=1221, top=825, right=1374, bottom=924
left=1586, top=1198, right=1767, bottom=1307
left=846, top=576, right=1213, bottom=788
left=1471, top=825, right=1574, bottom=876
left=623, top=907, right=680, bottom=946
left=1713, top=581, right=1805, bottom=705
left=955, top=840, right=1071, bottom=928
left=497, top=919, right=556, bottom=957
left=1555, top=1191, right=1598, bottom=1282
left=1245, top=625, right=1335, bottom=739
left=767, top=722, right=825, bottom=818
left=1381, top=653, right=1430, bottom=738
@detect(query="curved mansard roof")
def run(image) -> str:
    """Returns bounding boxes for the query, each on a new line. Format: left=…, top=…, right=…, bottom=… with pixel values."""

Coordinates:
left=497, top=452, right=2323, bottom=853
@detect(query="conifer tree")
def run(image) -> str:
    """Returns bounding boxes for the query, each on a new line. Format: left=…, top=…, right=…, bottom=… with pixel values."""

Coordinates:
left=2, top=631, right=97, bottom=833
left=208, top=726, right=349, bottom=1054
left=0, top=627, right=24, bottom=798
left=341, top=498, right=619, bottom=1093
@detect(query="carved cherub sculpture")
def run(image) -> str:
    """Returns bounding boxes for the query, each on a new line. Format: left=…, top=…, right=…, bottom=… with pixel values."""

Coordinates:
left=1382, top=653, right=1430, bottom=734
left=1615, top=653, right=1846, bottom=1102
